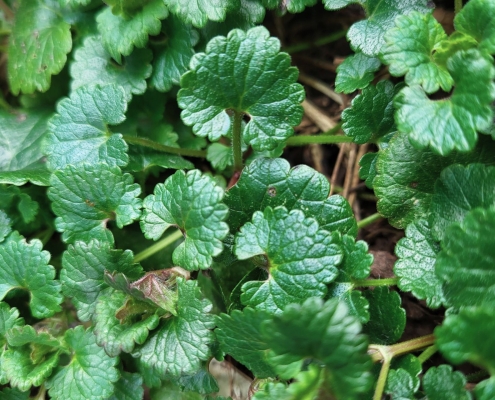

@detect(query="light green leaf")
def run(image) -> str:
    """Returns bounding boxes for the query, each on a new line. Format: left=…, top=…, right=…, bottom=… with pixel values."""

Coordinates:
left=335, top=52, right=381, bottom=93
left=385, top=368, right=416, bottom=399
left=48, top=163, right=142, bottom=244
left=363, top=287, right=405, bottom=345
left=476, top=377, right=495, bottom=400
left=165, top=0, right=237, bottom=28
left=45, top=84, right=128, bottom=171
left=60, top=240, right=142, bottom=321
left=134, top=279, right=215, bottom=377
left=455, top=0, right=495, bottom=54
left=71, top=36, right=152, bottom=101
left=422, top=365, right=471, bottom=400
left=0, top=235, right=61, bottom=318
left=395, top=49, right=495, bottom=156
left=46, top=326, right=119, bottom=400
left=0, top=109, right=52, bottom=186
left=436, top=207, right=495, bottom=309
left=382, top=12, right=452, bottom=93
left=430, top=164, right=495, bottom=241
left=207, top=143, right=232, bottom=171
left=342, top=80, right=396, bottom=144
left=8, top=0, right=71, bottom=94
left=216, top=307, right=276, bottom=378
left=394, top=219, right=444, bottom=308
left=94, top=288, right=160, bottom=357
left=262, top=297, right=372, bottom=399
left=151, top=15, right=199, bottom=92
left=436, top=306, right=495, bottom=374
left=226, top=157, right=357, bottom=236
left=0, top=211, right=11, bottom=243
left=178, top=26, right=304, bottom=151
left=105, top=0, right=151, bottom=17
left=374, top=133, right=495, bottom=228
left=108, top=372, right=144, bottom=400
left=236, top=206, right=342, bottom=314
left=97, top=0, right=169, bottom=63
left=141, top=169, right=228, bottom=270
left=432, top=31, right=478, bottom=68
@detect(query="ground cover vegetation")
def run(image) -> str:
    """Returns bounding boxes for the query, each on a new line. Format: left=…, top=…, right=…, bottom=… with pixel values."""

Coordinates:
left=0, top=0, right=494, bottom=398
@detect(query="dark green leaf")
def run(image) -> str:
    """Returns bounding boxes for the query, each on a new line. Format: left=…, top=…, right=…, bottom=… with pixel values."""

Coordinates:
left=359, top=152, right=378, bottom=189
left=0, top=387, right=29, bottom=400
left=0, top=211, right=11, bottom=243
left=176, top=366, right=219, bottom=394
left=335, top=52, right=381, bottom=93
left=108, top=372, right=144, bottom=400
left=422, top=365, right=470, bottom=400
left=0, top=302, right=23, bottom=345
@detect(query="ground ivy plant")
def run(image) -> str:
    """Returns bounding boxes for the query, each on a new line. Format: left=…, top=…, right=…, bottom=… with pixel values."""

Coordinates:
left=1, top=0, right=494, bottom=399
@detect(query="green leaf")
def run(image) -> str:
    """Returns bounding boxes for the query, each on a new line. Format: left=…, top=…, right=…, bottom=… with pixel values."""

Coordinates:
left=394, top=219, right=445, bottom=308
left=0, top=109, right=52, bottom=186
left=48, top=163, right=142, bottom=244
left=363, top=287, right=405, bottom=345
left=373, top=133, right=495, bottom=228
left=0, top=387, right=29, bottom=400
left=165, top=0, right=237, bottom=28
left=395, top=49, right=495, bottom=156
left=178, top=26, right=304, bottom=151
left=60, top=240, right=143, bottom=321
left=105, top=0, right=152, bottom=17
left=134, top=279, right=215, bottom=377
left=8, top=0, right=72, bottom=94
left=435, top=207, right=495, bottom=309
left=226, top=157, right=357, bottom=236
left=0, top=302, right=23, bottom=345
left=430, top=164, right=495, bottom=241
left=176, top=365, right=219, bottom=394
left=476, top=378, right=495, bottom=400
left=235, top=207, right=342, bottom=314
left=0, top=235, right=61, bottom=318
left=141, top=169, right=229, bottom=270
left=359, top=152, right=378, bottom=189
left=385, top=368, right=416, bottom=399
left=381, top=12, right=452, bottom=93
left=151, top=15, right=199, bottom=92
left=6, top=325, right=60, bottom=348
left=108, top=372, right=144, bottom=400
left=262, top=297, right=372, bottom=399
left=216, top=307, right=276, bottom=378
left=342, top=80, right=396, bottom=144
left=454, top=0, right=495, bottom=54
left=45, top=84, right=128, bottom=171
left=46, top=326, right=119, bottom=400
left=207, top=143, right=232, bottom=171
left=422, top=365, right=470, bottom=400
left=432, top=32, right=479, bottom=68
left=0, top=211, right=11, bottom=243
left=97, top=0, right=169, bottom=63
left=335, top=52, right=381, bottom=93
left=70, top=36, right=152, bottom=101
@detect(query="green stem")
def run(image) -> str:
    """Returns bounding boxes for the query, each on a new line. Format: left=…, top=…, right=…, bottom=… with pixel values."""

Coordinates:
left=353, top=277, right=398, bottom=287
left=466, top=369, right=489, bottom=383
left=357, top=213, right=382, bottom=229
left=232, top=110, right=244, bottom=171
left=133, top=230, right=184, bottom=263
left=122, top=135, right=207, bottom=158
left=322, top=122, right=343, bottom=135
left=371, top=345, right=392, bottom=400
left=417, top=345, right=437, bottom=364
left=286, top=134, right=353, bottom=146
left=454, top=0, right=463, bottom=14
left=284, top=30, right=347, bottom=54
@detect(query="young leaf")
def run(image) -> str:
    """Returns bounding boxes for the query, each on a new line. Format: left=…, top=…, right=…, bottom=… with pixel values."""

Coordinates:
left=261, top=297, right=372, bottom=399
left=436, top=306, right=495, bottom=374
left=8, top=0, right=71, bottom=94
left=151, top=15, right=199, bottom=92
left=381, top=12, right=452, bottom=93
left=395, top=49, right=495, bottom=156
left=235, top=207, right=342, bottom=314
left=432, top=32, right=479, bottom=68
left=225, top=157, right=357, bottom=236
left=363, top=287, right=405, bottom=345
left=97, top=0, right=169, bottom=63
left=45, top=84, right=128, bottom=171
left=46, top=326, right=119, bottom=400
left=324, top=0, right=430, bottom=56
left=342, top=80, right=396, bottom=144
left=134, top=279, right=215, bottom=377
left=476, top=377, right=495, bottom=400
left=60, top=240, right=143, bottom=321
left=164, top=0, right=237, bottom=28
left=335, top=52, right=381, bottom=93
left=70, top=36, right=152, bottom=101
left=48, top=163, right=142, bottom=244
left=0, top=109, right=52, bottom=186
left=385, top=368, right=416, bottom=399
left=430, top=163, right=495, bottom=241
left=0, top=303, right=23, bottom=344
left=141, top=169, right=229, bottom=271
left=435, top=207, right=495, bottom=309
left=108, top=372, right=144, bottom=400
left=216, top=307, right=276, bottom=378
left=422, top=365, right=470, bottom=400
left=94, top=288, right=160, bottom=357
left=178, top=26, right=304, bottom=151
left=207, top=143, right=233, bottom=171
left=394, top=219, right=445, bottom=308
left=0, top=235, right=61, bottom=318
left=0, top=211, right=11, bottom=243
left=454, top=0, right=495, bottom=54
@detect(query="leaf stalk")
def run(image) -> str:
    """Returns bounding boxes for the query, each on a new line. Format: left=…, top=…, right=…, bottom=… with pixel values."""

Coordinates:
left=133, top=230, right=184, bottom=263
left=286, top=134, right=353, bottom=146
left=122, top=135, right=207, bottom=158
left=357, top=212, right=382, bottom=229
left=352, top=277, right=398, bottom=287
